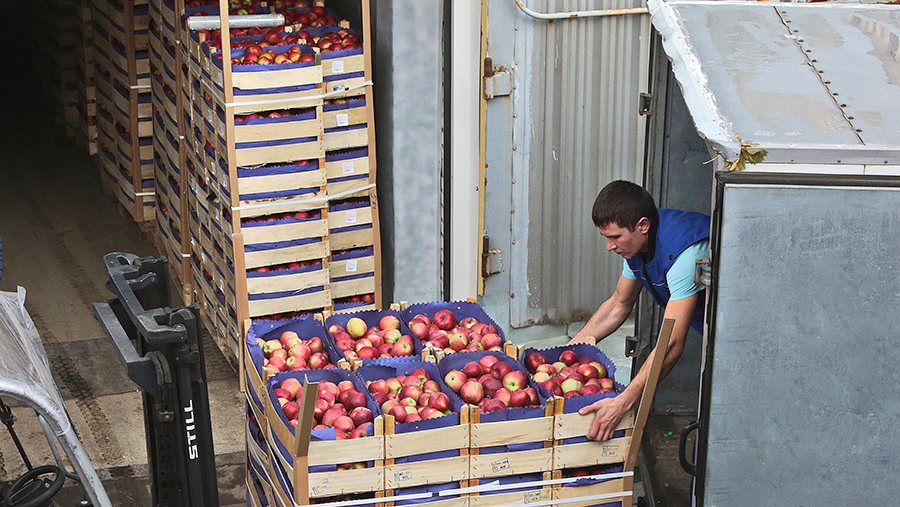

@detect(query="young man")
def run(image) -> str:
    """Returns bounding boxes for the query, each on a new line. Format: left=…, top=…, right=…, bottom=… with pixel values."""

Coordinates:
left=568, top=180, right=710, bottom=441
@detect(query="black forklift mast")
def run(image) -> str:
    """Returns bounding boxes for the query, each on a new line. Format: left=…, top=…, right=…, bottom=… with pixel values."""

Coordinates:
left=92, top=252, right=219, bottom=507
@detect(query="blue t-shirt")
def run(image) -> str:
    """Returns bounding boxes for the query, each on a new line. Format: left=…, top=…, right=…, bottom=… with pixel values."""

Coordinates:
left=622, top=239, right=709, bottom=301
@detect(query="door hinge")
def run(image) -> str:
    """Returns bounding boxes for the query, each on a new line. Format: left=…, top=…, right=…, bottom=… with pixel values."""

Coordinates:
left=481, top=236, right=502, bottom=279
left=638, top=92, right=653, bottom=116
left=484, top=57, right=512, bottom=100
left=695, top=257, right=712, bottom=287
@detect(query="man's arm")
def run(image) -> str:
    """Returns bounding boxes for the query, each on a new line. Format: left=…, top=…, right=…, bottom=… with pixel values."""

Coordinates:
left=578, top=293, right=698, bottom=441
left=568, top=275, right=643, bottom=345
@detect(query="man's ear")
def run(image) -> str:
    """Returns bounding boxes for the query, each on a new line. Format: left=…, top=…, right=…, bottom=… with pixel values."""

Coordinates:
left=636, top=217, right=651, bottom=235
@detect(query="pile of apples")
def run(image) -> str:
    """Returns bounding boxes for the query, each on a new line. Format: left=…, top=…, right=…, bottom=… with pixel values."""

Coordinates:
left=256, top=330, right=333, bottom=375
left=366, top=367, right=453, bottom=423
left=223, top=44, right=315, bottom=65
left=235, top=107, right=314, bottom=122
left=241, top=209, right=320, bottom=225
left=273, top=378, right=374, bottom=440
left=443, top=356, right=539, bottom=413
left=328, top=315, right=416, bottom=361
left=408, top=309, right=504, bottom=355
left=249, top=259, right=321, bottom=275
left=295, top=29, right=361, bottom=52
left=335, top=294, right=375, bottom=306
left=524, top=350, right=615, bottom=398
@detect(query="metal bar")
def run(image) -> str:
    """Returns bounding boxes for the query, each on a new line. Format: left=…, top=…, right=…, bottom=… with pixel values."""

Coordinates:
left=185, top=14, right=284, bottom=30
left=514, top=0, right=647, bottom=19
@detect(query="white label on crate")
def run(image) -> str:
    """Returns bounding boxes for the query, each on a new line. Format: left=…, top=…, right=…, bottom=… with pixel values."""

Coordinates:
left=336, top=113, right=349, bottom=127
left=345, top=260, right=358, bottom=273
left=218, top=279, right=224, bottom=291
left=331, top=60, right=344, bottom=74
left=201, top=252, right=206, bottom=263
left=344, top=211, right=358, bottom=224
left=204, top=58, right=211, bottom=71
left=394, top=469, right=412, bottom=482
left=342, top=161, right=355, bottom=174
left=601, top=444, right=620, bottom=457
left=524, top=492, right=542, bottom=504
left=217, top=120, right=226, bottom=137
left=310, top=478, right=331, bottom=496
left=491, top=458, right=510, bottom=473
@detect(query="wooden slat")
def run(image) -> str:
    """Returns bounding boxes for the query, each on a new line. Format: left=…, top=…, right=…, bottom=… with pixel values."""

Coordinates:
left=242, top=241, right=330, bottom=269
left=552, top=435, right=633, bottom=470
left=234, top=116, right=324, bottom=144
left=554, top=408, right=635, bottom=440
left=246, top=268, right=329, bottom=296
left=241, top=218, right=328, bottom=245
left=236, top=168, right=327, bottom=196
left=470, top=416, right=554, bottom=447
left=384, top=455, right=469, bottom=489
left=384, top=424, right=470, bottom=459
left=551, top=478, right=631, bottom=507
left=469, top=488, right=550, bottom=507
left=247, top=288, right=331, bottom=317
left=469, top=447, right=554, bottom=479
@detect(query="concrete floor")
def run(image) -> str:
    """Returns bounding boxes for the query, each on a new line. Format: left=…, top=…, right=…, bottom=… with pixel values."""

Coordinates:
left=0, top=16, right=246, bottom=505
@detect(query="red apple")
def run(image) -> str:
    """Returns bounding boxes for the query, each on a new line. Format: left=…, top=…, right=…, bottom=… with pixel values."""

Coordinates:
left=493, top=388, right=511, bottom=407
left=509, top=389, right=531, bottom=408
left=459, top=381, right=485, bottom=405
left=481, top=378, right=503, bottom=397
left=443, top=370, right=467, bottom=393
left=525, top=387, right=539, bottom=405
left=559, top=350, right=579, bottom=366
left=525, top=352, right=548, bottom=373
left=391, top=340, right=413, bottom=357
left=490, top=361, right=513, bottom=381
left=462, top=362, right=484, bottom=379
left=333, top=415, right=355, bottom=433
left=429, top=392, right=451, bottom=412
left=433, top=309, right=457, bottom=331
left=349, top=406, right=373, bottom=426
left=345, top=391, right=367, bottom=411
left=273, top=388, right=292, bottom=401
left=481, top=333, right=503, bottom=350
left=599, top=378, right=615, bottom=390
left=479, top=355, right=500, bottom=372
left=308, top=352, right=329, bottom=369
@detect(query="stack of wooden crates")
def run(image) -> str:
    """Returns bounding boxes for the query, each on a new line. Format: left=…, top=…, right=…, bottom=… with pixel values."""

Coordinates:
left=175, top=0, right=381, bottom=362
left=93, top=0, right=156, bottom=223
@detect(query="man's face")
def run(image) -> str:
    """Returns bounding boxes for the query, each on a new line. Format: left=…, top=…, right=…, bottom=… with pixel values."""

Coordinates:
left=598, top=217, right=650, bottom=259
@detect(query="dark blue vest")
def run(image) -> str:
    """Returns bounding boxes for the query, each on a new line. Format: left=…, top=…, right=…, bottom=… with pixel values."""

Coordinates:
left=625, top=208, right=710, bottom=333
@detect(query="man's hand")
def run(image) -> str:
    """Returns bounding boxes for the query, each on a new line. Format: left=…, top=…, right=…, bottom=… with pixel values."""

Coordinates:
left=579, top=395, right=631, bottom=442
left=566, top=335, right=594, bottom=346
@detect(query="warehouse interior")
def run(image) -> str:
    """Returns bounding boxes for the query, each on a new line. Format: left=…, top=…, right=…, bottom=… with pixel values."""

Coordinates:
left=0, top=0, right=694, bottom=505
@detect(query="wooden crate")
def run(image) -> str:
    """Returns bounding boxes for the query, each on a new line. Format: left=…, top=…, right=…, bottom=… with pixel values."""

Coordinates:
left=264, top=370, right=386, bottom=502
left=329, top=192, right=376, bottom=251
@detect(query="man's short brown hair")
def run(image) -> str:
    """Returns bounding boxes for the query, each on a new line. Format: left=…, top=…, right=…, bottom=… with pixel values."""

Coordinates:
left=591, top=180, right=658, bottom=231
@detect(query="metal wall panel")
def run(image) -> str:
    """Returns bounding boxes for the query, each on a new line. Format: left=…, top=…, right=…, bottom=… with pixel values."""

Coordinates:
left=373, top=1, right=446, bottom=303
left=497, top=1, right=651, bottom=329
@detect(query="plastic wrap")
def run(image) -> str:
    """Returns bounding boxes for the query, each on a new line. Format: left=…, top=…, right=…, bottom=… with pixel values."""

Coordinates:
left=0, top=288, right=70, bottom=434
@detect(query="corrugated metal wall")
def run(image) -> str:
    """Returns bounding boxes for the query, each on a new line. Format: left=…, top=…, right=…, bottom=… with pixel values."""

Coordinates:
left=506, top=1, right=651, bottom=328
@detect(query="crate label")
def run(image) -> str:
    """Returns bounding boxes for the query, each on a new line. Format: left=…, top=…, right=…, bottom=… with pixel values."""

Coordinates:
left=331, top=60, right=345, bottom=74
left=336, top=113, right=349, bottom=127
left=342, top=161, right=355, bottom=174
left=310, top=478, right=331, bottom=496
left=393, top=469, right=412, bottom=482
left=491, top=458, right=510, bottom=473
left=217, top=120, right=226, bottom=137
left=204, top=57, right=211, bottom=71
left=601, top=444, right=620, bottom=457
left=344, top=211, right=357, bottom=224
left=218, top=279, right=225, bottom=291
left=345, top=260, right=358, bottom=273
left=524, top=491, right=542, bottom=504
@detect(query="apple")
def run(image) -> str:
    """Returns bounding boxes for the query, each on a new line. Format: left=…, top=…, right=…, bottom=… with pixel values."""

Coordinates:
left=429, top=392, right=451, bottom=412
left=322, top=406, right=345, bottom=427
left=308, top=352, right=328, bottom=369
left=532, top=371, right=551, bottom=384
left=479, top=355, right=500, bottom=372
left=285, top=356, right=306, bottom=370
left=481, top=333, right=504, bottom=350
left=525, top=387, right=539, bottom=405
left=270, top=348, right=288, bottom=361
left=433, top=309, right=458, bottom=331
left=443, top=370, right=467, bottom=393
left=509, top=389, right=530, bottom=408
left=349, top=406, right=373, bottom=427
left=599, top=377, right=615, bottom=390
left=460, top=380, right=485, bottom=405
left=280, top=378, right=302, bottom=398
left=502, top=371, right=529, bottom=392
left=267, top=356, right=286, bottom=372
left=448, top=333, right=468, bottom=351
left=273, top=388, right=292, bottom=401
left=560, top=378, right=583, bottom=394
left=422, top=380, right=441, bottom=392
left=461, top=361, right=484, bottom=379
left=346, top=317, right=367, bottom=339
left=333, top=415, right=355, bottom=433
left=338, top=380, right=355, bottom=392
left=481, top=378, right=503, bottom=397
left=345, top=391, right=367, bottom=411
left=559, top=350, right=579, bottom=367
left=490, top=361, right=513, bottom=381
left=314, top=398, right=330, bottom=419
left=307, top=336, right=324, bottom=354
left=379, top=315, right=400, bottom=330
left=525, top=352, right=548, bottom=373
left=492, top=388, right=511, bottom=407
left=391, top=340, right=413, bottom=357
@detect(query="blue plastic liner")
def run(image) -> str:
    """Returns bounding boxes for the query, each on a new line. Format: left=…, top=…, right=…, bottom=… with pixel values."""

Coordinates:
left=246, top=315, right=340, bottom=382
left=332, top=247, right=374, bottom=261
